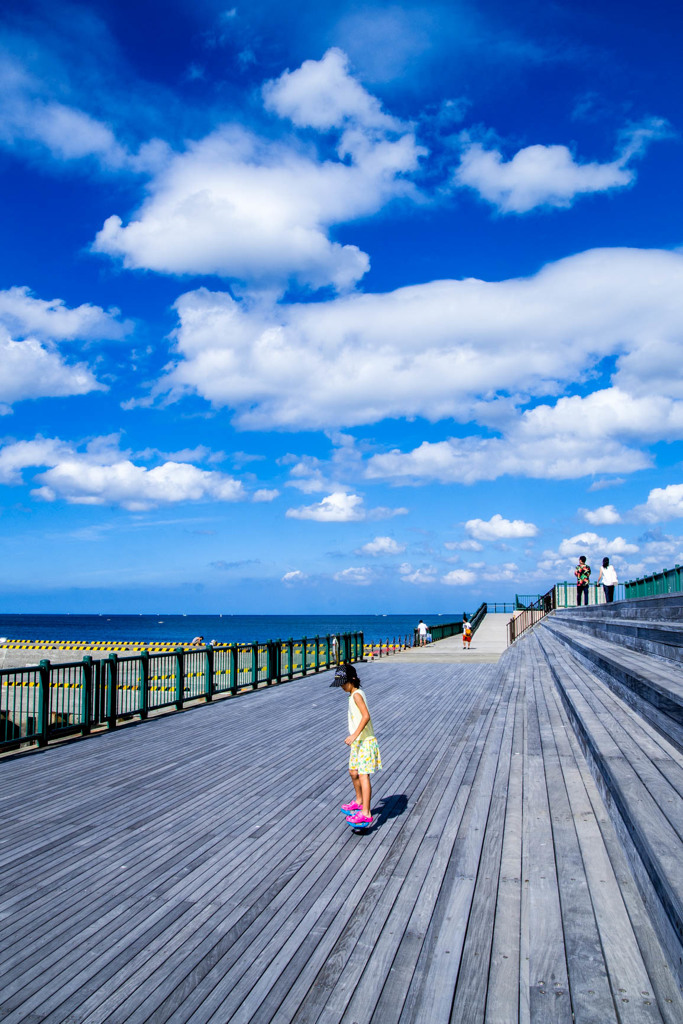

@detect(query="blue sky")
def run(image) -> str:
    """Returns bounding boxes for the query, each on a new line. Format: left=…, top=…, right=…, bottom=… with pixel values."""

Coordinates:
left=1, top=0, right=682, bottom=614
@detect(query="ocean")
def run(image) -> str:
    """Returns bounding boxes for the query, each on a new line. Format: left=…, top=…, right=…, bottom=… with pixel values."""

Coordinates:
left=0, top=612, right=466, bottom=646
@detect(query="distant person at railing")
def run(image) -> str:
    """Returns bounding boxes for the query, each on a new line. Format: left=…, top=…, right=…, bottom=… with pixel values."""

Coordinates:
left=462, top=616, right=472, bottom=649
left=597, top=557, right=618, bottom=603
left=417, top=619, right=428, bottom=646
left=190, top=635, right=205, bottom=646
left=574, top=556, right=591, bottom=605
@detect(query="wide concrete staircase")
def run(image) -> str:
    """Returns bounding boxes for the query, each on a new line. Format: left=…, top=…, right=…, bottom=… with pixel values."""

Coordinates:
left=529, top=594, right=683, bottom=992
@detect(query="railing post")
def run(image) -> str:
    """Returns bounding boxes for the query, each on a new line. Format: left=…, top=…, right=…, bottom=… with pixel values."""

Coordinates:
left=314, top=636, right=320, bottom=673
left=288, top=639, right=294, bottom=679
left=140, top=650, right=149, bottom=719
left=205, top=645, right=214, bottom=701
left=82, top=656, right=93, bottom=735
left=38, top=659, right=50, bottom=747
left=107, top=653, right=118, bottom=729
left=251, top=642, right=259, bottom=689
left=174, top=647, right=184, bottom=710
left=230, top=645, right=238, bottom=694
left=301, top=637, right=308, bottom=676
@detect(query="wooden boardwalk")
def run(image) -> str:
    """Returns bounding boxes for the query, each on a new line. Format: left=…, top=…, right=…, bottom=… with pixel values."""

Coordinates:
left=1, top=639, right=682, bottom=1023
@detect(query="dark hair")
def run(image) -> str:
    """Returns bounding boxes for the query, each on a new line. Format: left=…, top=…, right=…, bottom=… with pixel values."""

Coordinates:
left=602, top=557, right=610, bottom=568
left=579, top=555, right=587, bottom=563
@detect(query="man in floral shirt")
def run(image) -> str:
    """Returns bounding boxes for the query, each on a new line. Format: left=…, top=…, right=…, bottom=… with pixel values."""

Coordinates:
left=575, top=555, right=591, bottom=605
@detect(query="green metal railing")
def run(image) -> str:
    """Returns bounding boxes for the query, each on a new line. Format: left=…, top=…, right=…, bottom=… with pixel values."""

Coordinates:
left=415, top=602, right=487, bottom=645
left=0, top=632, right=364, bottom=754
left=624, top=564, right=682, bottom=599
left=553, top=581, right=626, bottom=607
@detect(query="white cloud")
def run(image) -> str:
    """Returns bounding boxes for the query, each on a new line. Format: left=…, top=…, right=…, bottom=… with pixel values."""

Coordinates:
left=159, top=248, right=683, bottom=471
left=360, top=536, right=405, bottom=555
left=445, top=539, right=483, bottom=551
left=441, top=569, right=476, bottom=585
left=93, top=53, right=423, bottom=294
left=556, top=532, right=639, bottom=558
left=0, top=326, right=105, bottom=406
left=282, top=570, right=307, bottom=583
left=263, top=48, right=400, bottom=132
left=32, top=460, right=246, bottom=511
left=0, top=287, right=131, bottom=407
left=0, top=437, right=72, bottom=485
left=253, top=488, right=279, bottom=502
left=399, top=564, right=438, bottom=584
left=453, top=119, right=669, bottom=214
left=481, top=562, right=519, bottom=581
left=465, top=513, right=538, bottom=540
left=0, top=286, right=131, bottom=341
left=582, top=504, right=621, bottom=525
left=0, top=435, right=247, bottom=510
left=333, top=566, right=372, bottom=585
left=286, top=491, right=365, bottom=522
left=285, top=490, right=406, bottom=522
left=635, top=484, right=683, bottom=523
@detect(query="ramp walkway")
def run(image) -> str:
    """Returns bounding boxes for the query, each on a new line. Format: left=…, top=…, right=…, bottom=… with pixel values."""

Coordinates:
left=392, top=612, right=509, bottom=663
left=2, top=603, right=683, bottom=1024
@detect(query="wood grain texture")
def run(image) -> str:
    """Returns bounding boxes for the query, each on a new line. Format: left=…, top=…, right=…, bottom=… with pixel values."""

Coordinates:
left=1, top=636, right=682, bottom=1024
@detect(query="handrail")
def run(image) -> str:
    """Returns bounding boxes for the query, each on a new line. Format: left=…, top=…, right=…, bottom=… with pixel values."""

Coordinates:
left=507, top=588, right=555, bottom=645
left=414, top=602, right=487, bottom=645
left=0, top=631, right=364, bottom=754
left=623, top=564, right=682, bottom=599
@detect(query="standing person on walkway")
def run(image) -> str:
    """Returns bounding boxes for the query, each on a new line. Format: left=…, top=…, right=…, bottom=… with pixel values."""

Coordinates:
left=462, top=615, right=472, bottom=649
left=417, top=619, right=428, bottom=646
left=597, top=557, right=618, bottom=603
left=332, top=663, right=382, bottom=828
left=575, top=555, right=591, bottom=605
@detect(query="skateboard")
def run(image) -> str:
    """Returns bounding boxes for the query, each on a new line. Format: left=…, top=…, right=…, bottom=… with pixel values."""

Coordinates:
left=345, top=813, right=374, bottom=831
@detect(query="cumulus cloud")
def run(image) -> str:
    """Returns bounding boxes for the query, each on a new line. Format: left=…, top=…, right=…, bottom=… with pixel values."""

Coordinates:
left=360, top=536, right=405, bottom=555
left=0, top=286, right=131, bottom=407
left=33, top=460, right=246, bottom=511
left=286, top=491, right=365, bottom=522
left=263, top=48, right=400, bottom=133
left=465, top=513, right=538, bottom=540
left=556, top=532, right=639, bottom=558
left=0, top=435, right=247, bottom=510
left=333, top=566, right=372, bottom=585
left=441, top=569, right=476, bottom=585
left=0, top=286, right=131, bottom=341
left=454, top=119, right=670, bottom=214
left=253, top=488, right=279, bottom=502
left=635, top=484, right=683, bottom=522
left=285, top=491, right=406, bottom=522
left=282, top=570, right=307, bottom=583
left=398, top=562, right=437, bottom=584
left=582, top=504, right=622, bottom=525
left=0, top=327, right=105, bottom=406
left=159, top=248, right=683, bottom=477
left=93, top=53, right=423, bottom=294
left=445, top=539, right=483, bottom=551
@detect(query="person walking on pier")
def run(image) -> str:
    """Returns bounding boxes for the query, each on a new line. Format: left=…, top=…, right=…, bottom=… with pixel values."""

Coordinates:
left=417, top=619, right=428, bottom=646
left=462, top=616, right=472, bottom=649
left=332, top=663, right=382, bottom=828
left=575, top=555, right=591, bottom=605
left=597, top=557, right=618, bottom=603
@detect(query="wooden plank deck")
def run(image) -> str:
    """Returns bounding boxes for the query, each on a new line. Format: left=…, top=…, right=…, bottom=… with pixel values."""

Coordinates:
left=1, top=646, right=682, bottom=1023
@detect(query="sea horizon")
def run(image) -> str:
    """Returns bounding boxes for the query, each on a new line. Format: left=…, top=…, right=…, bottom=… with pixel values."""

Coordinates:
left=0, top=611, right=474, bottom=646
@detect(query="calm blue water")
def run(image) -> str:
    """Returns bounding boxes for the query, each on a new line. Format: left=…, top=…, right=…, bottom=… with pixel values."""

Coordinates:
left=0, top=612, right=467, bottom=646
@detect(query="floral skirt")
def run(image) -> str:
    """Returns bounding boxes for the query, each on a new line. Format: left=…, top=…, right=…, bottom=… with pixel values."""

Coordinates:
left=349, top=736, right=382, bottom=774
